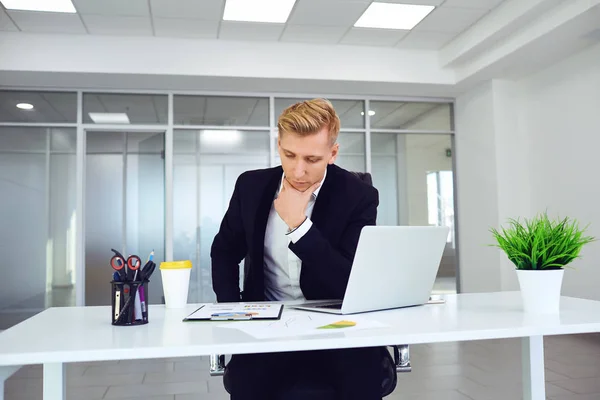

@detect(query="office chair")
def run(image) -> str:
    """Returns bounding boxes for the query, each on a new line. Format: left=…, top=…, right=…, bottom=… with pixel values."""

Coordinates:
left=208, top=172, right=411, bottom=399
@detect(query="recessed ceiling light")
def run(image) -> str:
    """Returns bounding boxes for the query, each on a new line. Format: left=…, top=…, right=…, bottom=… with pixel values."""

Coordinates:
left=223, top=0, right=296, bottom=23
left=354, top=3, right=435, bottom=30
left=361, top=110, right=376, bottom=116
left=88, top=113, right=130, bottom=124
left=16, top=103, right=34, bottom=110
left=0, top=0, right=77, bottom=13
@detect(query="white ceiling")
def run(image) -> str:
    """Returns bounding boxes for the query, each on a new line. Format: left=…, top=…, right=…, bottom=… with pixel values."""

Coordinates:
left=0, top=0, right=505, bottom=49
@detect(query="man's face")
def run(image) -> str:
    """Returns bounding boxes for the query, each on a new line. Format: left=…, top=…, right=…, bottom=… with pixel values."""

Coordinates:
left=278, top=127, right=339, bottom=192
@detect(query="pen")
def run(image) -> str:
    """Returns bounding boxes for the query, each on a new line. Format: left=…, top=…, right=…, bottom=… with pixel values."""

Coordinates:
left=139, top=285, right=147, bottom=321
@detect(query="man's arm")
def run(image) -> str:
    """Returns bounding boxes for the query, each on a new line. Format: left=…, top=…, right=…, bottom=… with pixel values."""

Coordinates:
left=289, top=189, right=378, bottom=300
left=210, top=175, right=248, bottom=302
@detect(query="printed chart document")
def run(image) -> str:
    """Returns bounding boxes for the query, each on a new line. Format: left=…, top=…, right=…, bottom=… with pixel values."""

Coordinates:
left=219, top=310, right=388, bottom=339
left=183, top=303, right=283, bottom=321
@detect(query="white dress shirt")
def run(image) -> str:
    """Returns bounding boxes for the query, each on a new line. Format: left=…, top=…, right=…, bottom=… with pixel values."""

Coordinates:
left=263, top=171, right=327, bottom=301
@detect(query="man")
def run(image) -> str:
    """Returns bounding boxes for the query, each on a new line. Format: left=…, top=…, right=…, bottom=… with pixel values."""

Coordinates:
left=211, top=98, right=382, bottom=400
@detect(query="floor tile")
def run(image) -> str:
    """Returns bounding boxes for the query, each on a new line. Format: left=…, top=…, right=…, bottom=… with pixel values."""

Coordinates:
left=549, top=394, right=600, bottom=400
left=551, top=377, right=600, bottom=395
left=66, top=386, right=109, bottom=400
left=84, top=362, right=174, bottom=376
left=104, top=380, right=209, bottom=398
left=67, top=372, right=144, bottom=387
left=144, top=369, right=210, bottom=384
left=388, top=389, right=473, bottom=399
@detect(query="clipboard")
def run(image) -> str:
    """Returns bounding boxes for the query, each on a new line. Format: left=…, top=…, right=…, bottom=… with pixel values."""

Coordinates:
left=182, top=303, right=284, bottom=322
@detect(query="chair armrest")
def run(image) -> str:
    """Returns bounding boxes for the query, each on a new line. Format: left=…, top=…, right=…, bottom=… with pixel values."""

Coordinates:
left=393, top=344, right=411, bottom=373
left=209, top=354, right=226, bottom=376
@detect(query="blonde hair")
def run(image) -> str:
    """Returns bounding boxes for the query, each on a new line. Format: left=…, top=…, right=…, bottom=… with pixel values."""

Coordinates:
left=278, top=98, right=340, bottom=145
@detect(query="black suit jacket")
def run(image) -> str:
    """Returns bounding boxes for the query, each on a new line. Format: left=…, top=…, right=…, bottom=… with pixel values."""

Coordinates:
left=211, top=163, right=379, bottom=303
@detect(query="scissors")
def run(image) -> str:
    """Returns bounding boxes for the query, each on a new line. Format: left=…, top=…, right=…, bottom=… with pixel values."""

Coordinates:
left=110, top=249, right=141, bottom=282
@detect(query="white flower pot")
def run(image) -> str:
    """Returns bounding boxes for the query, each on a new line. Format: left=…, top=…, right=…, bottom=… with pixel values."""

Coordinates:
left=516, top=269, right=564, bottom=314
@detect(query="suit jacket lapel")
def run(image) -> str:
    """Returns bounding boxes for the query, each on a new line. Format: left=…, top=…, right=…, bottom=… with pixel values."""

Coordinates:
left=310, top=164, right=336, bottom=229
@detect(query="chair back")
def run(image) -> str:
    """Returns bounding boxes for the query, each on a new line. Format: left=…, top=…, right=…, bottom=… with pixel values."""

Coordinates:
left=350, top=171, right=373, bottom=187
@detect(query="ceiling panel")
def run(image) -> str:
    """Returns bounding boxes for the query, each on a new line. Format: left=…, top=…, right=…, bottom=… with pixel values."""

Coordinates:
left=7, top=11, right=86, bottom=34
left=340, top=28, right=409, bottom=47
left=288, top=0, right=369, bottom=27
left=219, top=21, right=284, bottom=41
left=153, top=18, right=219, bottom=39
left=0, top=8, right=18, bottom=31
left=396, top=31, right=453, bottom=49
left=414, top=6, right=489, bottom=33
left=150, top=0, right=224, bottom=20
left=280, top=25, right=347, bottom=44
left=72, top=0, right=150, bottom=16
left=442, top=0, right=505, bottom=9
left=82, top=15, right=153, bottom=36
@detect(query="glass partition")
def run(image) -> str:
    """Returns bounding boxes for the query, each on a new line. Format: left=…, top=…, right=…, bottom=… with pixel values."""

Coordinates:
left=0, top=91, right=77, bottom=123
left=0, top=127, right=77, bottom=329
left=173, top=129, right=270, bottom=303
left=371, top=133, right=456, bottom=293
left=0, top=89, right=456, bottom=329
left=274, top=98, right=365, bottom=129
left=84, top=131, right=165, bottom=306
left=370, top=101, right=451, bottom=131
left=83, top=93, right=168, bottom=125
left=174, top=95, right=269, bottom=126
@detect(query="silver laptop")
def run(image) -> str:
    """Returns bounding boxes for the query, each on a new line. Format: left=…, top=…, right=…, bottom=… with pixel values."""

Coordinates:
left=290, top=225, right=450, bottom=315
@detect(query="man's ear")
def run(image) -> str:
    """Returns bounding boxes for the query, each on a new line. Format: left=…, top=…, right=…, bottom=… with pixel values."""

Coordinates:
left=328, top=142, right=339, bottom=165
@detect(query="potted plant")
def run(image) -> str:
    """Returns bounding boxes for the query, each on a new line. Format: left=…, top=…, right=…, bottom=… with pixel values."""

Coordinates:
left=490, top=212, right=595, bottom=314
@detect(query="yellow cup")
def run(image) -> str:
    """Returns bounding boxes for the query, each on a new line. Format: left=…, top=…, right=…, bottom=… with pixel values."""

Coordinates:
left=159, top=260, right=192, bottom=270
left=159, top=260, right=192, bottom=308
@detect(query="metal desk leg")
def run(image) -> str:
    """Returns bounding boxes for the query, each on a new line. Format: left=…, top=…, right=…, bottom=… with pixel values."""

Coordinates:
left=0, top=366, right=21, bottom=400
left=43, top=363, right=65, bottom=400
left=522, top=336, right=545, bottom=400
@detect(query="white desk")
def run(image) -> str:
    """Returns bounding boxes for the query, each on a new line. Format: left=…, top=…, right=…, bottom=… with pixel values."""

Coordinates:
left=2, top=291, right=600, bottom=400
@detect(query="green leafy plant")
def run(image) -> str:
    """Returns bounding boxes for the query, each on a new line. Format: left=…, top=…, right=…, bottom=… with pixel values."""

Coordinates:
left=490, top=213, right=595, bottom=270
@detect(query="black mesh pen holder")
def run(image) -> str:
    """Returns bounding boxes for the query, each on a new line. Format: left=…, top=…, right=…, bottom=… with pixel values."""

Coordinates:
left=111, top=280, right=149, bottom=326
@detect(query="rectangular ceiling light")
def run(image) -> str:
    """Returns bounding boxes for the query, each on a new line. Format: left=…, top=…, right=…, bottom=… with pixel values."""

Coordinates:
left=223, top=0, right=296, bottom=23
left=88, top=113, right=130, bottom=124
left=354, top=3, right=434, bottom=30
left=0, top=0, right=77, bottom=13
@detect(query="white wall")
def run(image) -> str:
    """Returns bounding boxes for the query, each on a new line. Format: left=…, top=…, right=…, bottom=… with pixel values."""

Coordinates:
left=518, top=42, right=600, bottom=300
left=455, top=43, right=600, bottom=298
left=454, top=81, right=502, bottom=292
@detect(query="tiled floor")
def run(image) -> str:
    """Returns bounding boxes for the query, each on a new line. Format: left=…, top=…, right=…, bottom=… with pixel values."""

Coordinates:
left=4, top=333, right=600, bottom=399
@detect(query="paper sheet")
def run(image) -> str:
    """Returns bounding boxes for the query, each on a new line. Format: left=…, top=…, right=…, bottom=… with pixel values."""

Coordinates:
left=219, top=311, right=388, bottom=339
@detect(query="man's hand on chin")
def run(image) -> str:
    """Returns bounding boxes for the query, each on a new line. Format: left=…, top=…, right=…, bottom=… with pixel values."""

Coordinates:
left=274, top=178, right=320, bottom=229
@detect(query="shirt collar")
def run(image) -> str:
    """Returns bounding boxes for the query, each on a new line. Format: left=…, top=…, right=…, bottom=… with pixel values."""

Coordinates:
left=277, top=169, right=327, bottom=199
